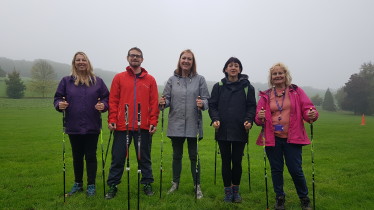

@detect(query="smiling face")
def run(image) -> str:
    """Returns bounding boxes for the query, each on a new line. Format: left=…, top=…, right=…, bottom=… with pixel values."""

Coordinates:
left=179, top=52, right=193, bottom=72
left=271, top=65, right=286, bottom=87
left=127, top=49, right=143, bottom=68
left=74, top=54, right=89, bottom=72
left=225, top=62, right=241, bottom=78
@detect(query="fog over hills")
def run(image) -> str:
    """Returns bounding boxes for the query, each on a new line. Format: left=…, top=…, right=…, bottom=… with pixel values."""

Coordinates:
left=0, top=57, right=327, bottom=97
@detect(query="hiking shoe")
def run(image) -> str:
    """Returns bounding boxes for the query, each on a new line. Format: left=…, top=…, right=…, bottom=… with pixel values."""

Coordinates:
left=232, top=185, right=242, bottom=203
left=86, top=184, right=96, bottom=197
left=167, top=181, right=179, bottom=194
left=105, top=185, right=117, bottom=199
left=274, top=195, right=285, bottom=210
left=67, top=182, right=83, bottom=196
left=144, top=184, right=154, bottom=196
left=300, top=197, right=312, bottom=210
left=194, top=185, right=203, bottom=199
left=223, top=187, right=233, bottom=202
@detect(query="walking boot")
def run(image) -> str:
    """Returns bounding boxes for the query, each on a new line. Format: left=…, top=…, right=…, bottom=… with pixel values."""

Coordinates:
left=86, top=184, right=96, bottom=197
left=300, top=197, right=312, bottom=210
left=105, top=185, right=117, bottom=199
left=223, top=187, right=233, bottom=202
left=274, top=195, right=285, bottom=210
left=167, top=181, right=179, bottom=194
left=67, top=182, right=83, bottom=196
left=232, top=185, right=242, bottom=203
left=194, top=184, right=203, bottom=199
left=144, top=184, right=154, bottom=196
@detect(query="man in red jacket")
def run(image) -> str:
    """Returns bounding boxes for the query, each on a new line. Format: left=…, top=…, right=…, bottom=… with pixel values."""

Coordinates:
left=105, top=47, right=159, bottom=199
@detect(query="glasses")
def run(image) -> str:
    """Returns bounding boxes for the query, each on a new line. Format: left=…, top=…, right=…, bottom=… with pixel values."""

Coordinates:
left=128, top=54, right=143, bottom=58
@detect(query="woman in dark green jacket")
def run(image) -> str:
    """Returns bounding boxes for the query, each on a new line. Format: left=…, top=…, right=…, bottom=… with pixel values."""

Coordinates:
left=208, top=57, right=256, bottom=203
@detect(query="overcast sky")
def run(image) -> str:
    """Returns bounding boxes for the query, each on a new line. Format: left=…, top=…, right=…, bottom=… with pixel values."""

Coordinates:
left=1, top=0, right=373, bottom=89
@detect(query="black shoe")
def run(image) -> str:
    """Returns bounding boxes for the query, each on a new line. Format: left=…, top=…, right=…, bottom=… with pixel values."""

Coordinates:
left=300, top=197, right=312, bottom=210
left=144, top=184, right=154, bottom=196
left=67, top=182, right=83, bottom=196
left=274, top=195, right=285, bottom=210
left=105, top=185, right=117, bottom=199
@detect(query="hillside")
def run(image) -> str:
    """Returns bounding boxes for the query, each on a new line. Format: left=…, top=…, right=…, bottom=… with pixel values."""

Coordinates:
left=0, top=57, right=326, bottom=98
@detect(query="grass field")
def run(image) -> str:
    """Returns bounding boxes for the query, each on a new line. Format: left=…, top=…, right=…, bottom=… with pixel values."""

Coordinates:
left=0, top=98, right=373, bottom=209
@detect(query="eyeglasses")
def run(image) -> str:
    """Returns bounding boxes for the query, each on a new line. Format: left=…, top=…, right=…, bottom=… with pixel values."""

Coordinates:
left=128, top=54, right=143, bottom=58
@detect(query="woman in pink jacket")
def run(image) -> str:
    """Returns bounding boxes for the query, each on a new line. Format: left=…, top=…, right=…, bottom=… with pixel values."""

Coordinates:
left=255, top=62, right=318, bottom=210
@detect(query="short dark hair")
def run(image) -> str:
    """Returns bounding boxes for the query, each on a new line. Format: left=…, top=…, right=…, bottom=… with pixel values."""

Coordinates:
left=127, top=47, right=143, bottom=57
left=222, top=57, right=243, bottom=77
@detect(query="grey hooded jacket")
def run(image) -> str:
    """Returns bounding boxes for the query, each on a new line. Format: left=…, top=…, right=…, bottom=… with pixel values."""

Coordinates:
left=161, top=71, right=210, bottom=139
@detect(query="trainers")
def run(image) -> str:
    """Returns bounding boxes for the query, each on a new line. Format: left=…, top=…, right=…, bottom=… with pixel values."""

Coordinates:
left=300, top=197, right=312, bottom=210
left=86, top=184, right=96, bottom=196
left=274, top=195, right=285, bottom=210
left=144, top=184, right=154, bottom=196
left=223, top=187, right=233, bottom=202
left=105, top=185, right=117, bottom=199
left=67, top=182, right=83, bottom=196
left=194, top=185, right=203, bottom=199
left=167, top=181, right=179, bottom=194
left=232, top=185, right=242, bottom=203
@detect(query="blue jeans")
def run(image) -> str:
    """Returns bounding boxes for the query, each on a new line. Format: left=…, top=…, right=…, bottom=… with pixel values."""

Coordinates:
left=266, top=137, right=308, bottom=198
left=107, top=130, right=154, bottom=186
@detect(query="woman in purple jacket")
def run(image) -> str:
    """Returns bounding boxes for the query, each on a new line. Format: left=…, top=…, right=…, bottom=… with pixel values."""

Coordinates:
left=54, top=52, right=109, bottom=197
left=255, top=62, right=318, bottom=210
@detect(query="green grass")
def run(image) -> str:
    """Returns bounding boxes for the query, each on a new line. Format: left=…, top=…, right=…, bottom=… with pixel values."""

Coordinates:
left=0, top=98, right=373, bottom=209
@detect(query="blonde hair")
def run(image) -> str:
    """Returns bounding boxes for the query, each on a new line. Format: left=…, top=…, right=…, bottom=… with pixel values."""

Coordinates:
left=268, top=62, right=292, bottom=88
left=71, top=51, right=96, bottom=86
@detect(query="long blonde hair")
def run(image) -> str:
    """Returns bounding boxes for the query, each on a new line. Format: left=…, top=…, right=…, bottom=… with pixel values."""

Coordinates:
left=71, top=51, right=96, bottom=86
left=268, top=62, right=292, bottom=88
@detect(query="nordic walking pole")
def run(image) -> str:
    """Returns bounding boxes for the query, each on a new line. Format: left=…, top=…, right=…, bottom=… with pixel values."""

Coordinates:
left=195, top=96, right=201, bottom=202
left=137, top=103, right=142, bottom=210
left=309, top=107, right=316, bottom=210
left=98, top=98, right=106, bottom=198
left=261, top=107, right=269, bottom=210
left=104, top=123, right=114, bottom=166
left=245, top=121, right=251, bottom=192
left=125, top=104, right=130, bottom=210
left=214, top=132, right=217, bottom=185
left=62, top=97, right=66, bottom=202
left=160, top=96, right=165, bottom=198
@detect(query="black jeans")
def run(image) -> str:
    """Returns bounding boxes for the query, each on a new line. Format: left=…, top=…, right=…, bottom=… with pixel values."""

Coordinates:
left=170, top=137, right=200, bottom=185
left=107, top=130, right=154, bottom=186
left=69, top=134, right=99, bottom=185
left=266, top=137, right=309, bottom=198
left=218, top=140, right=246, bottom=187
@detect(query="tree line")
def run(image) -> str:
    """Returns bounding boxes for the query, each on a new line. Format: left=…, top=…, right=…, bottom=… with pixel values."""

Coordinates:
left=309, top=62, right=374, bottom=115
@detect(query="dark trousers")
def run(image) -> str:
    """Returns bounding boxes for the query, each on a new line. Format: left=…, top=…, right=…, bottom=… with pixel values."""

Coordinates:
left=171, top=137, right=200, bottom=185
left=266, top=137, right=309, bottom=198
left=218, top=140, right=246, bottom=187
left=68, top=134, right=99, bottom=185
left=107, top=130, right=154, bottom=186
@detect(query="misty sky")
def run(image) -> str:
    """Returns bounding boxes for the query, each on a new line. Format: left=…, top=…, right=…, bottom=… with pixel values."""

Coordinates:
left=1, top=0, right=374, bottom=89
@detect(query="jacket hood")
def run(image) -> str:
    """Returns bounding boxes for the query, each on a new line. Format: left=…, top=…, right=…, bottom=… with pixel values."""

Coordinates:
left=126, top=66, right=148, bottom=77
left=221, top=74, right=250, bottom=85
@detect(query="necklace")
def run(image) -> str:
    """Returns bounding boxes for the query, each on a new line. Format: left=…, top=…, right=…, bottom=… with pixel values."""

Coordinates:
left=274, top=88, right=285, bottom=97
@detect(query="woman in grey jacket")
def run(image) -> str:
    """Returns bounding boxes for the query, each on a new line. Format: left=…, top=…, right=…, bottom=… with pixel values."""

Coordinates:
left=159, top=49, right=210, bottom=199
left=208, top=57, right=256, bottom=203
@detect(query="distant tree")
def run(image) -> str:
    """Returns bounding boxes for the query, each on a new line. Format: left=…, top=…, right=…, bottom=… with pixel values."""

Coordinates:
left=322, top=88, right=336, bottom=111
left=310, top=94, right=323, bottom=106
left=0, top=65, right=6, bottom=77
left=5, top=69, right=26, bottom=98
left=335, top=87, right=346, bottom=110
left=29, top=60, right=57, bottom=97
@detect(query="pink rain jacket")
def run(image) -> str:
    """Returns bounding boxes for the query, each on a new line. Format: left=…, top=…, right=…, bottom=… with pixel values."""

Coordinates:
left=255, top=84, right=319, bottom=147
